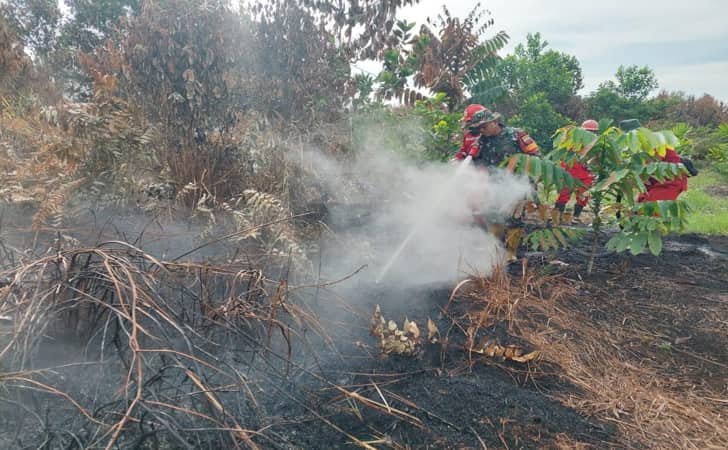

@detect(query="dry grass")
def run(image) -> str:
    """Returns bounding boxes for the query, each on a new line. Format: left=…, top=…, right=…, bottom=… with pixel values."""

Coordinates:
left=452, top=263, right=728, bottom=449
left=0, top=236, right=431, bottom=449
left=0, top=240, right=316, bottom=448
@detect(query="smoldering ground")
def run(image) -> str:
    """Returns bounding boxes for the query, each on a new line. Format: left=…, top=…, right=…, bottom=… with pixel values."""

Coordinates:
left=0, top=119, right=532, bottom=449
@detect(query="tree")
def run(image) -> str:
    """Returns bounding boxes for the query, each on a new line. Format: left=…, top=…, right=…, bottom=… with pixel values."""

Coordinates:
left=0, top=0, right=60, bottom=58
left=483, top=33, right=582, bottom=146
left=614, top=65, right=658, bottom=101
left=585, top=66, right=658, bottom=122
left=508, top=122, right=689, bottom=274
left=499, top=33, right=583, bottom=112
left=508, top=92, right=571, bottom=147
left=60, top=0, right=141, bottom=53
left=586, top=65, right=659, bottom=122
left=412, top=5, right=508, bottom=111
left=0, top=14, right=31, bottom=88
left=375, top=20, right=418, bottom=101
left=374, top=4, right=509, bottom=112
left=248, top=0, right=421, bottom=60
left=75, top=0, right=254, bottom=203
left=651, top=91, right=728, bottom=127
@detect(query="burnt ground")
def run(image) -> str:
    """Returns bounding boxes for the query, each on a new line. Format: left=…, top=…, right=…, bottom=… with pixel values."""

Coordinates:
left=268, top=233, right=728, bottom=449
left=1, top=200, right=726, bottom=449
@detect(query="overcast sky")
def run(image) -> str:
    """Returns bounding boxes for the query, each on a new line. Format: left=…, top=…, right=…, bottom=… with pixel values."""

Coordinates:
left=381, top=0, right=728, bottom=101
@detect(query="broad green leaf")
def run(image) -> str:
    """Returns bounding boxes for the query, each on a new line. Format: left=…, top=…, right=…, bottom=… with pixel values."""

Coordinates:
left=629, top=233, right=647, bottom=255
left=543, top=163, right=553, bottom=186
left=529, top=157, right=542, bottom=179
left=564, top=170, right=575, bottom=190
left=616, top=234, right=630, bottom=253
left=627, top=132, right=641, bottom=153
left=552, top=165, right=564, bottom=189
left=658, top=201, right=669, bottom=218
left=606, top=234, right=620, bottom=251
left=669, top=201, right=679, bottom=217
left=648, top=231, right=662, bottom=255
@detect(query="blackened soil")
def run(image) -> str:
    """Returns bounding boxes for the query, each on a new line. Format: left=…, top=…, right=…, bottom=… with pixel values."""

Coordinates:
left=271, top=284, right=612, bottom=449
left=553, top=233, right=728, bottom=394
left=271, top=233, right=728, bottom=449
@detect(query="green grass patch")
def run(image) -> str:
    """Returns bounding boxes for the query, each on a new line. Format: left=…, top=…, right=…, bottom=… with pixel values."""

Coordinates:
left=681, top=165, right=728, bottom=235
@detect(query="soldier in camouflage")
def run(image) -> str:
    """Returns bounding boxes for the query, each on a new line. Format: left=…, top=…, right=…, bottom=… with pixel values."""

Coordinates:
left=456, top=104, right=540, bottom=261
left=455, top=105, right=539, bottom=164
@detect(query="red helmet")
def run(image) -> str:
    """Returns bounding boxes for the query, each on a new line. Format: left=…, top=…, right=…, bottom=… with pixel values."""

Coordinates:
left=462, top=104, right=501, bottom=129
left=581, top=119, right=599, bottom=132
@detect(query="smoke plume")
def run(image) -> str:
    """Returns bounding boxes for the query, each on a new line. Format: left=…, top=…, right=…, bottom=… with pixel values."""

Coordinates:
left=304, top=126, right=533, bottom=288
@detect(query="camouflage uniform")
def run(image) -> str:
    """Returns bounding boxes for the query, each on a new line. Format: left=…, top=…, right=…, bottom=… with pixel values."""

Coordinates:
left=467, top=126, right=539, bottom=260
left=470, top=126, right=539, bottom=167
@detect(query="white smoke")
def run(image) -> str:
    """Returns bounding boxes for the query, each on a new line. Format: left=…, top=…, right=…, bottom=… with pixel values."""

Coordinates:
left=303, top=133, right=533, bottom=288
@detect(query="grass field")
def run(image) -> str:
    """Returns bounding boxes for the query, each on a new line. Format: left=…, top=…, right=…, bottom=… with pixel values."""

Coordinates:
left=681, top=165, right=728, bottom=235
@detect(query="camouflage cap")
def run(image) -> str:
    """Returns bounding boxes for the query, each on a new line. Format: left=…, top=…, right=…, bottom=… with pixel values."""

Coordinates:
left=469, top=108, right=501, bottom=128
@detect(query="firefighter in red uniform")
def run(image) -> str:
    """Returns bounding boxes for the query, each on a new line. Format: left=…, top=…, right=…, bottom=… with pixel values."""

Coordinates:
left=554, top=119, right=597, bottom=223
left=637, top=147, right=688, bottom=201
left=457, top=104, right=485, bottom=160
left=456, top=104, right=540, bottom=260
left=617, top=119, right=689, bottom=202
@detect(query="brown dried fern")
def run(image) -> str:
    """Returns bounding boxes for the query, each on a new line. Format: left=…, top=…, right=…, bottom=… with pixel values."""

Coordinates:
left=236, top=189, right=308, bottom=267
left=31, top=178, right=87, bottom=231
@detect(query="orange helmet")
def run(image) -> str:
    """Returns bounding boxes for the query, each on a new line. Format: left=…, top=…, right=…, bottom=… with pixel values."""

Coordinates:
left=462, top=104, right=501, bottom=129
left=581, top=119, right=599, bottom=132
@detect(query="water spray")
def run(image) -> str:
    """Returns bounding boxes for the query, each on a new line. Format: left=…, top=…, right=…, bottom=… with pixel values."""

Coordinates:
left=375, top=156, right=473, bottom=283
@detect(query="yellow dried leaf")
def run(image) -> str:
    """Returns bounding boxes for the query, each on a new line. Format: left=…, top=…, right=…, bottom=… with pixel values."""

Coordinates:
left=427, top=318, right=439, bottom=343
left=510, top=351, right=540, bottom=363
left=407, top=321, right=420, bottom=340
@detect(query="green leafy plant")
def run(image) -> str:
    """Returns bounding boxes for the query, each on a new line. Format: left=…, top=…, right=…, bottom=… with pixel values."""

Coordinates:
left=606, top=200, right=690, bottom=256
left=707, top=123, right=728, bottom=162
left=550, top=122, right=688, bottom=272
left=412, top=93, right=462, bottom=161
left=522, top=227, right=584, bottom=252
left=375, top=4, right=508, bottom=112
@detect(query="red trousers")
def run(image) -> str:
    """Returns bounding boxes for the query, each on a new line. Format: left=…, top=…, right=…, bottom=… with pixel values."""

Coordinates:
left=556, top=162, right=593, bottom=207
left=637, top=149, right=688, bottom=202
left=637, top=177, right=687, bottom=202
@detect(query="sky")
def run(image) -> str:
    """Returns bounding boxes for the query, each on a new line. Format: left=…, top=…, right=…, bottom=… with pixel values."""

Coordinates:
left=367, top=0, right=728, bottom=101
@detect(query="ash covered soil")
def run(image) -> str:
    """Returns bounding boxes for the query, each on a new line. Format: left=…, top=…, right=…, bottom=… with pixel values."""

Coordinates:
left=269, top=233, right=728, bottom=449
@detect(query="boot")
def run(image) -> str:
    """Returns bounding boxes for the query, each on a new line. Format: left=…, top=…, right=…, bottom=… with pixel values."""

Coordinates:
left=572, top=204, right=587, bottom=225
left=505, top=227, right=523, bottom=263
left=554, top=202, right=567, bottom=224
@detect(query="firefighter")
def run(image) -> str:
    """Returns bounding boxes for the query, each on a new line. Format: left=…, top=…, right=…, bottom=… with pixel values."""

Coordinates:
left=455, top=104, right=540, bottom=261
left=618, top=120, right=688, bottom=202
left=637, top=146, right=688, bottom=202
left=554, top=119, right=597, bottom=223
left=455, top=105, right=539, bottom=164
left=457, top=104, right=486, bottom=159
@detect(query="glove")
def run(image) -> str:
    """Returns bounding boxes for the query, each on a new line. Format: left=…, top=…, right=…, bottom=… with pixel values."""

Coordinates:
left=680, top=157, right=699, bottom=177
